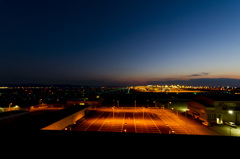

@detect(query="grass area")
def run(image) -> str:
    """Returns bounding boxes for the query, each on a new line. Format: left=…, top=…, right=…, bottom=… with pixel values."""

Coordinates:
left=168, top=101, right=188, bottom=112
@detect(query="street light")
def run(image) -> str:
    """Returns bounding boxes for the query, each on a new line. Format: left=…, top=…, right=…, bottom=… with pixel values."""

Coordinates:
left=168, top=102, right=171, bottom=109
left=185, top=109, right=189, bottom=128
left=142, top=106, right=144, bottom=119
left=9, top=103, right=12, bottom=109
left=166, top=124, right=170, bottom=134
left=112, top=106, right=115, bottom=119
left=228, top=110, right=238, bottom=131
left=14, top=105, right=19, bottom=110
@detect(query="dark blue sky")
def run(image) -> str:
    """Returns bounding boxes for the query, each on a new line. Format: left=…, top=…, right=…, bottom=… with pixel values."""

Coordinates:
left=1, top=0, right=240, bottom=86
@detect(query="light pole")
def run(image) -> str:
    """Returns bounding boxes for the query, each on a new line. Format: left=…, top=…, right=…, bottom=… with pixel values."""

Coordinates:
left=9, top=103, right=12, bottom=111
left=153, top=100, right=155, bottom=107
left=168, top=102, right=171, bottom=109
left=166, top=124, right=171, bottom=134
left=230, top=127, right=232, bottom=136
left=112, top=106, right=115, bottom=119
left=228, top=110, right=237, bottom=136
left=39, top=99, right=42, bottom=105
left=185, top=109, right=189, bottom=128
left=142, top=106, right=144, bottom=119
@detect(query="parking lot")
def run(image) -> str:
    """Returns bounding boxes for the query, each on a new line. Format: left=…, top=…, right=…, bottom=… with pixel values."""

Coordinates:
left=70, top=107, right=221, bottom=135
left=208, top=124, right=240, bottom=136
left=72, top=108, right=170, bottom=134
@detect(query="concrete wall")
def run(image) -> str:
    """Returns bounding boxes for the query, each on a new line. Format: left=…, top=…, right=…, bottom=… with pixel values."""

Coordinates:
left=42, top=106, right=90, bottom=130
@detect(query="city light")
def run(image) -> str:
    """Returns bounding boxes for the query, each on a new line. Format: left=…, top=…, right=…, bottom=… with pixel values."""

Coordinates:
left=132, top=85, right=239, bottom=93
left=1, top=85, right=240, bottom=137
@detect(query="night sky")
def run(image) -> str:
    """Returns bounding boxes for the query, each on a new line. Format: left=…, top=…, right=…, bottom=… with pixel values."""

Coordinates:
left=1, top=0, right=240, bottom=86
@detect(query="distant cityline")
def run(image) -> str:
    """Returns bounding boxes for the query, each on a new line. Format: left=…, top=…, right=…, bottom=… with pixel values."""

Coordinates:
left=148, top=78, right=240, bottom=88
left=132, top=85, right=240, bottom=94
left=1, top=78, right=240, bottom=87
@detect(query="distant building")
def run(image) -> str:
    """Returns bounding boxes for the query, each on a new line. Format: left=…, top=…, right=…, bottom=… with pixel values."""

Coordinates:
left=187, top=96, right=240, bottom=124
left=66, top=96, right=103, bottom=107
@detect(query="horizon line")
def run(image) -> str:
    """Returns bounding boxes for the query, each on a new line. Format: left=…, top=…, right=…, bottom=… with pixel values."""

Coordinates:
left=1, top=77, right=240, bottom=87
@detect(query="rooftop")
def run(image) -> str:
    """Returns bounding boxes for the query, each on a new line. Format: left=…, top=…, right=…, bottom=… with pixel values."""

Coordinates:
left=0, top=105, right=90, bottom=131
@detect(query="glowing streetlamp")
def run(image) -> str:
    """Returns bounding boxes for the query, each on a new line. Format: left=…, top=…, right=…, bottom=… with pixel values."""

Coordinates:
left=142, top=106, right=144, bottom=119
left=168, top=102, right=171, bottom=109
left=9, top=103, right=12, bottom=109
left=112, top=106, right=115, bottom=119
left=39, top=99, right=42, bottom=105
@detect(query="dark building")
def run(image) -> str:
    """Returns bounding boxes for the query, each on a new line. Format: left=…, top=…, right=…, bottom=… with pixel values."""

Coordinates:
left=187, top=96, right=240, bottom=125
